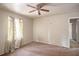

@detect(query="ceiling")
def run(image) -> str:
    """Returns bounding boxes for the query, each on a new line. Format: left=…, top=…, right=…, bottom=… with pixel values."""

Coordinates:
left=0, top=3, right=79, bottom=19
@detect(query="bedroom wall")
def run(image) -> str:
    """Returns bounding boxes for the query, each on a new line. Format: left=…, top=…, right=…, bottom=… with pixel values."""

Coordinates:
left=33, top=12, right=79, bottom=48
left=0, top=9, right=33, bottom=55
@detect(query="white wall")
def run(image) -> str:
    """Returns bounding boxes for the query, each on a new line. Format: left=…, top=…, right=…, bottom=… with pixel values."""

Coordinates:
left=0, top=9, right=33, bottom=55
left=33, top=12, right=79, bottom=48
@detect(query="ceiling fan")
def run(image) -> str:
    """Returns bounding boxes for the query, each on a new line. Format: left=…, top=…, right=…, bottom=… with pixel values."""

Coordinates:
left=27, top=3, right=50, bottom=15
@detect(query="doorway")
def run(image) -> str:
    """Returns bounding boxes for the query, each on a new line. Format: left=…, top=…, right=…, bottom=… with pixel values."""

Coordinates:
left=70, top=18, right=79, bottom=48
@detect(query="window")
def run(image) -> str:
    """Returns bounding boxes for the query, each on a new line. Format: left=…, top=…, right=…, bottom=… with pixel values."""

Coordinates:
left=8, top=16, right=23, bottom=48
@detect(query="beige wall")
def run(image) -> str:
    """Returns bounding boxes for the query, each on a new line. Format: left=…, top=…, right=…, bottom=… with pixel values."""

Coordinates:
left=33, top=12, right=79, bottom=48
left=0, top=9, right=33, bottom=55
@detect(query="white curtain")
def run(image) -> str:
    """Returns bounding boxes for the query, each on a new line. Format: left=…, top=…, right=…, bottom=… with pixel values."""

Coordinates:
left=5, top=16, right=23, bottom=53
left=14, top=18, right=23, bottom=48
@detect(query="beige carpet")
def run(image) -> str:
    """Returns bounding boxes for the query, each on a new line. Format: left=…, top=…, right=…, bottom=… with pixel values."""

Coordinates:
left=3, top=42, right=79, bottom=56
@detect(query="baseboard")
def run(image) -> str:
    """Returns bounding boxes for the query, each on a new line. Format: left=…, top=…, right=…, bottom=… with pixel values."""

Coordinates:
left=20, top=41, right=33, bottom=48
left=33, top=41, right=51, bottom=45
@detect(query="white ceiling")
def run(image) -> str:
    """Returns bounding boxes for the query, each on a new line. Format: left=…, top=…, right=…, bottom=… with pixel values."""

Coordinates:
left=0, top=3, right=79, bottom=19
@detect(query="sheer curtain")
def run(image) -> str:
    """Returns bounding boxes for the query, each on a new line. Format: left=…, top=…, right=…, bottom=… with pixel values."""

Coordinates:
left=14, top=18, right=23, bottom=48
left=6, top=16, right=23, bottom=53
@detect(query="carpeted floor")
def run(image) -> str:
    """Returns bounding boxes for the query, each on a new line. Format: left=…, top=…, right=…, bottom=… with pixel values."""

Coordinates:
left=3, top=42, right=79, bottom=56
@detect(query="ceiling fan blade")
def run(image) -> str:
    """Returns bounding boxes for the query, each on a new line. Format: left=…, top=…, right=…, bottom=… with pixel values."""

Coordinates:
left=37, top=3, right=47, bottom=9
left=41, top=9, right=49, bottom=12
left=27, top=4, right=36, bottom=9
left=29, top=10, right=36, bottom=13
left=38, top=10, right=41, bottom=15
